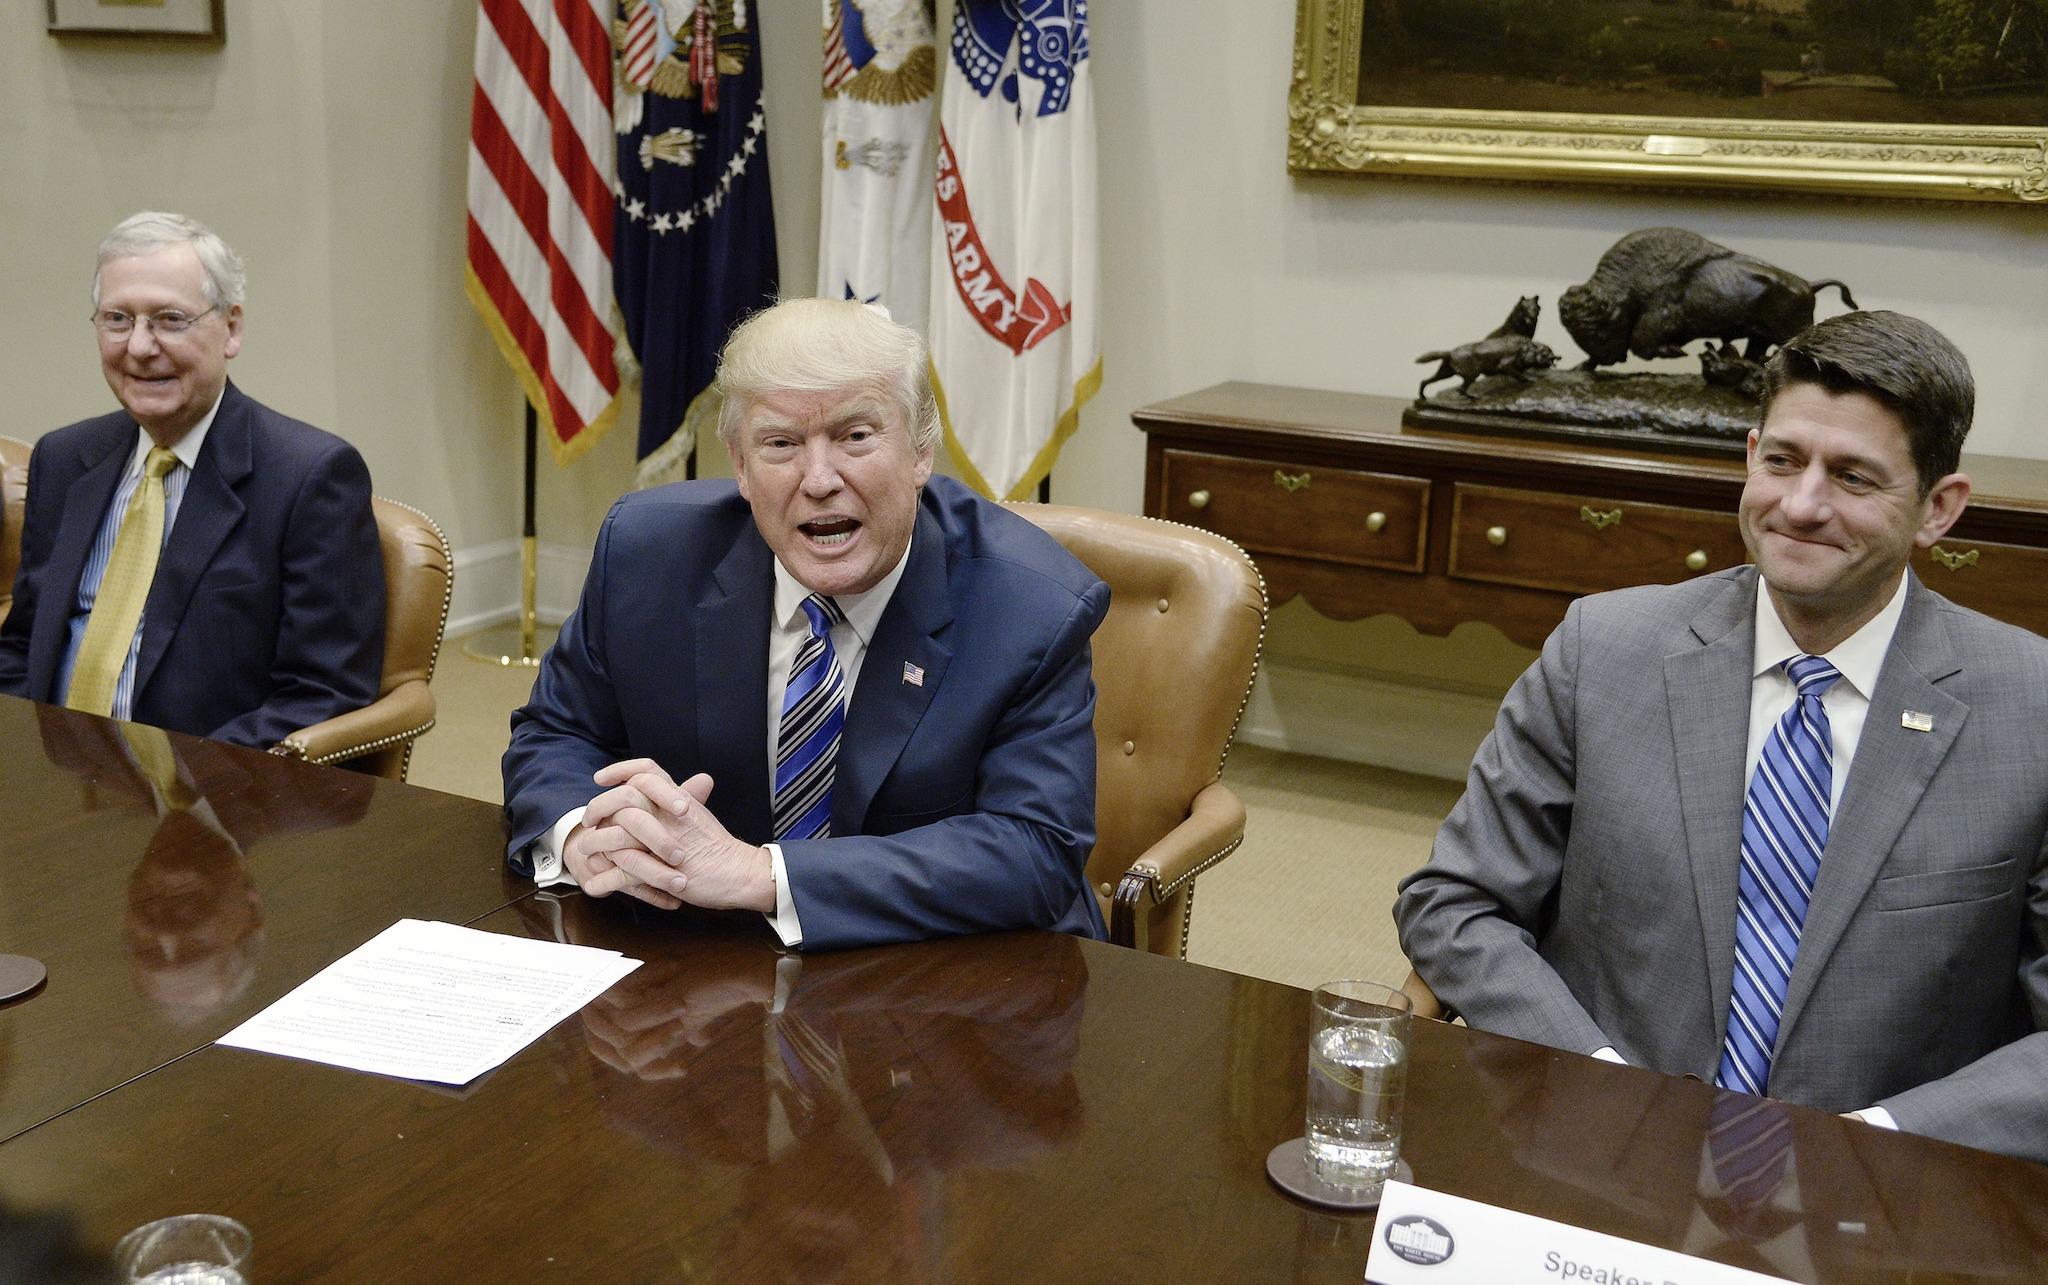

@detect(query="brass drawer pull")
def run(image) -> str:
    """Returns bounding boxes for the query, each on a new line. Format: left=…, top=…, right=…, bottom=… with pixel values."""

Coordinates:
left=1931, top=545, right=1979, bottom=571
left=1188, top=488, right=1212, bottom=510
left=1272, top=469, right=1311, bottom=493
left=1366, top=511, right=1387, bottom=533
left=1486, top=525, right=1508, bottom=547
left=1580, top=506, right=1623, bottom=531
left=1685, top=549, right=1708, bottom=572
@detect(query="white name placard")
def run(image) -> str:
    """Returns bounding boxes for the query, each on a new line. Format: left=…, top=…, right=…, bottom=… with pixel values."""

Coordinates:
left=1364, top=1181, right=1789, bottom=1285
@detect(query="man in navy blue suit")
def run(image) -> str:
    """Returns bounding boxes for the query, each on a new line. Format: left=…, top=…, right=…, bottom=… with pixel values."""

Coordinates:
left=0, top=212, right=383, bottom=748
left=504, top=298, right=1110, bottom=950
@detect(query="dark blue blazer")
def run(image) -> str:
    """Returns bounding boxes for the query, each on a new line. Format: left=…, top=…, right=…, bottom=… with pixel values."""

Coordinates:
left=0, top=381, right=385, bottom=748
left=504, top=475, right=1110, bottom=951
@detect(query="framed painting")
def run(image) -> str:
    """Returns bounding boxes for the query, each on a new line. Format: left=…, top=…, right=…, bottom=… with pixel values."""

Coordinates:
left=1290, top=0, right=2048, bottom=204
left=46, top=0, right=225, bottom=42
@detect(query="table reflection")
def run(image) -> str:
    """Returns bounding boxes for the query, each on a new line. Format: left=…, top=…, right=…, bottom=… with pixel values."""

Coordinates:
left=34, top=705, right=369, bottom=1020
left=1456, top=1031, right=2048, bottom=1281
left=520, top=896, right=1088, bottom=1282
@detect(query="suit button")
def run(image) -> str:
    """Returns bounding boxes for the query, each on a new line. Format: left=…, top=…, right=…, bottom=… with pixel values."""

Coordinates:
left=1122, top=740, right=1136, bottom=756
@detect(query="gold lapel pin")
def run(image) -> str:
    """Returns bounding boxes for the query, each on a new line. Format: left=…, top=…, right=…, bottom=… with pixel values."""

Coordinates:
left=1901, top=710, right=1934, bottom=732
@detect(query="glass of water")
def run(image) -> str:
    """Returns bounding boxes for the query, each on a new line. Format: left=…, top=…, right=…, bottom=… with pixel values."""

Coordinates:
left=1305, top=979, right=1411, bottom=1190
left=112, top=1214, right=250, bottom=1285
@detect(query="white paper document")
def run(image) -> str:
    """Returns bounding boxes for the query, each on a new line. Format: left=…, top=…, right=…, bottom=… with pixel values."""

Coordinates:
left=218, top=918, right=640, bottom=1085
left=1365, top=1181, right=1790, bottom=1284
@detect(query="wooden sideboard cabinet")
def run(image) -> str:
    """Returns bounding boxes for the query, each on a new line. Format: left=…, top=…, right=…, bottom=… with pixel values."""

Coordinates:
left=1135, top=382, right=2048, bottom=649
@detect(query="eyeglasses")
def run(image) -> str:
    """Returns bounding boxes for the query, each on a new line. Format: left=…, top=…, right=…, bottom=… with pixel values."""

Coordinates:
left=92, top=305, right=219, bottom=338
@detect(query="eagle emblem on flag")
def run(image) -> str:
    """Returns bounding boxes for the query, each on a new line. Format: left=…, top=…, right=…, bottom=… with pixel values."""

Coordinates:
left=825, top=0, right=938, bottom=107
left=613, top=0, right=756, bottom=134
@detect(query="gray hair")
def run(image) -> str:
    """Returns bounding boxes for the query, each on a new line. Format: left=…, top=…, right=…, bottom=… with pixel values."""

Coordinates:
left=93, top=211, right=247, bottom=310
left=714, top=297, right=940, bottom=457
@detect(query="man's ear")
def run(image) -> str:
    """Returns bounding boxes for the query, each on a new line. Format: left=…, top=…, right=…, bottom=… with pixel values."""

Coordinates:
left=1914, top=472, right=1971, bottom=548
left=222, top=304, right=243, bottom=359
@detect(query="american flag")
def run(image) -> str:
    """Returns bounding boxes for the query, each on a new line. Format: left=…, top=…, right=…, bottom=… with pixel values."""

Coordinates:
left=822, top=0, right=856, bottom=94
left=465, top=0, right=621, bottom=462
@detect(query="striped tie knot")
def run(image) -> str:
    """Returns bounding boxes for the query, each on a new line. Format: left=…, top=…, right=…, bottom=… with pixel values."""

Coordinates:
left=1785, top=654, right=1840, bottom=699
left=800, top=594, right=845, bottom=637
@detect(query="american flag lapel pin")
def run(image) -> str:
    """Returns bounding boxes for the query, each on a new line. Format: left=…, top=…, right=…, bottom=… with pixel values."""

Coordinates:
left=1901, top=710, right=1934, bottom=732
left=902, top=661, right=925, bottom=688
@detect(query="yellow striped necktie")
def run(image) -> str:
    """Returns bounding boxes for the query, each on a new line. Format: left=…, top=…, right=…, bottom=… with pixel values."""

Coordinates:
left=120, top=722, right=199, bottom=811
left=66, top=446, right=179, bottom=717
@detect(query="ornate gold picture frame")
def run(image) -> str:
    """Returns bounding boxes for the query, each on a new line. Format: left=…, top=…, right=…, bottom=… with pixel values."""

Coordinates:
left=1290, top=0, right=2047, bottom=205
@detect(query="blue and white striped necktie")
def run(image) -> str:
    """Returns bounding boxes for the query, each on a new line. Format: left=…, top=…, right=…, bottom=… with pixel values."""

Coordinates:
left=773, top=594, right=846, bottom=841
left=1718, top=654, right=1841, bottom=1096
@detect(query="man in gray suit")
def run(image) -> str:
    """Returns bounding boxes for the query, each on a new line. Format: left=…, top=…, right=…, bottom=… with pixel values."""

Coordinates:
left=1396, top=310, right=2048, bottom=1163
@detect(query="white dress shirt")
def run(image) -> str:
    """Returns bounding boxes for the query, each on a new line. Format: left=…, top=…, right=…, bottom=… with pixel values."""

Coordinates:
left=1598, top=572, right=1911, bottom=1130
left=58, top=392, right=224, bottom=716
left=531, top=533, right=913, bottom=949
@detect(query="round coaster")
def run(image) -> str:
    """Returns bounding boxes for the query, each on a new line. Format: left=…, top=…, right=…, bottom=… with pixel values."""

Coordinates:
left=1265, top=1138, right=1411, bottom=1210
left=0, top=955, right=47, bottom=1004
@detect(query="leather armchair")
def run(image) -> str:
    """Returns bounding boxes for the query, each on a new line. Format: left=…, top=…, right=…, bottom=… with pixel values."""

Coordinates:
left=0, top=435, right=30, bottom=630
left=270, top=496, right=453, bottom=781
left=1010, top=504, right=1267, bottom=957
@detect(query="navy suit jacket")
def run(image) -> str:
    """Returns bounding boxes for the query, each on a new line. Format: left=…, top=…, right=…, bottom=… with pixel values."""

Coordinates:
left=0, top=381, right=385, bottom=748
left=503, top=476, right=1110, bottom=951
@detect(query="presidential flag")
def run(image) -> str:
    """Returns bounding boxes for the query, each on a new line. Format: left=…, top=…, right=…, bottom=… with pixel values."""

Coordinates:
left=611, top=0, right=779, bottom=487
left=817, top=0, right=937, bottom=330
left=928, top=1, right=1098, bottom=501
left=466, top=0, right=622, bottom=463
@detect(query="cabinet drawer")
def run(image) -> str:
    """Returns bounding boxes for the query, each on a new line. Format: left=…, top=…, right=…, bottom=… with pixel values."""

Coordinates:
left=1159, top=449, right=1428, bottom=572
left=1449, top=484, right=1747, bottom=596
left=1916, top=538, right=2048, bottom=638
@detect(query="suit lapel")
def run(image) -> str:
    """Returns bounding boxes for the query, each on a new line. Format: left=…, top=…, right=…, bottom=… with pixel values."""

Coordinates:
left=836, top=505, right=952, bottom=833
left=698, top=526, right=775, bottom=843
left=1777, top=575, right=1964, bottom=1045
left=1663, top=569, right=1758, bottom=1074
left=30, top=432, right=133, bottom=699
left=133, top=384, right=251, bottom=699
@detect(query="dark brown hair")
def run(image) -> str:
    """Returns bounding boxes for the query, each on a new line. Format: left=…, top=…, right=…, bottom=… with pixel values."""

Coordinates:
left=1760, top=310, right=1974, bottom=495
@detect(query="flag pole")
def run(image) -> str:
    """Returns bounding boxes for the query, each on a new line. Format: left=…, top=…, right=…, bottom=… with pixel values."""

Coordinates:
left=464, top=403, right=556, bottom=668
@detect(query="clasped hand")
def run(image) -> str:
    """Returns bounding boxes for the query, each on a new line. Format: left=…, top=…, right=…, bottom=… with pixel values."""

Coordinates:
left=563, top=759, right=774, bottom=913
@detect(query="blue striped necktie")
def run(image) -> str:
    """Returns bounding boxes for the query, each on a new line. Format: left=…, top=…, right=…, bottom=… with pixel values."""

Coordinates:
left=773, top=595, right=846, bottom=841
left=1718, top=654, right=1841, bottom=1096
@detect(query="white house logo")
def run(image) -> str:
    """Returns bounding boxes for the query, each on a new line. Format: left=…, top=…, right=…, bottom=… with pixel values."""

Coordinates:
left=1383, top=1215, right=1454, bottom=1266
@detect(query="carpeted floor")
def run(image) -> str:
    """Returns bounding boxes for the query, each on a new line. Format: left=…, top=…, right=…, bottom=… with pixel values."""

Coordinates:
left=411, top=630, right=1465, bottom=993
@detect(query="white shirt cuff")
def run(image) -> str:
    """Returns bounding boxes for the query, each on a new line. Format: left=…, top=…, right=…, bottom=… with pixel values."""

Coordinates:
left=1591, top=1046, right=1627, bottom=1064
left=763, top=842, right=803, bottom=947
left=1850, top=1106, right=1899, bottom=1130
left=531, top=806, right=587, bottom=889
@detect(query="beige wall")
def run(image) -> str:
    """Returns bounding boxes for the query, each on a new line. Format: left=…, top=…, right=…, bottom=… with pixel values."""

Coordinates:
left=5, top=1, right=2043, bottom=773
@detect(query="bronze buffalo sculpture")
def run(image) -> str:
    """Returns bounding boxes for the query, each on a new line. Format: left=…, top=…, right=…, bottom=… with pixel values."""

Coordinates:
left=1558, top=227, right=1857, bottom=371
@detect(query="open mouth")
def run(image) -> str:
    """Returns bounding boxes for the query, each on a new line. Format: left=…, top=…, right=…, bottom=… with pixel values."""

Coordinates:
left=800, top=518, right=859, bottom=548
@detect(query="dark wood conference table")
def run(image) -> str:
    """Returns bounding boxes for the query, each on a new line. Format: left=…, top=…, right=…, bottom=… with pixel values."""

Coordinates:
left=4, top=698, right=2047, bottom=1282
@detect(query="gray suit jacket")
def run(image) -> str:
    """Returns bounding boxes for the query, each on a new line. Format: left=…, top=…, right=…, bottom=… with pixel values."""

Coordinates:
left=1396, top=566, right=2048, bottom=1162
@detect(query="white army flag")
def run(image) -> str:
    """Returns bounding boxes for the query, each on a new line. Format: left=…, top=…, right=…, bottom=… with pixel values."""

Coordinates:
left=928, top=1, right=1098, bottom=500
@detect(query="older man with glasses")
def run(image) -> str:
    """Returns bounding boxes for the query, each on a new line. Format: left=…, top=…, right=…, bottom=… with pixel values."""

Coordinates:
left=0, top=211, right=383, bottom=747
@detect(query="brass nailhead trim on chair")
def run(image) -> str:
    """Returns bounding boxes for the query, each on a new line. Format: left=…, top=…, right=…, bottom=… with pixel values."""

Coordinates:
left=377, top=496, right=455, bottom=784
